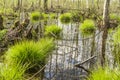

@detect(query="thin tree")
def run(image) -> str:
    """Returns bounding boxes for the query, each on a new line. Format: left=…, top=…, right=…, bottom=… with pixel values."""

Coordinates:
left=86, top=0, right=89, bottom=8
left=44, top=0, right=48, bottom=12
left=101, top=0, right=110, bottom=67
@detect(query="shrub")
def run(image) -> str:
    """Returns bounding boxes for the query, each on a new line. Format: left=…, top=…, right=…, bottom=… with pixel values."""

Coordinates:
left=45, top=25, right=62, bottom=39
left=88, top=67, right=120, bottom=80
left=5, top=38, right=55, bottom=73
left=79, top=19, right=96, bottom=36
left=59, top=13, right=71, bottom=24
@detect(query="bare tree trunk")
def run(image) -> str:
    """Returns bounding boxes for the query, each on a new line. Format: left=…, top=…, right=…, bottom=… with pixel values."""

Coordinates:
left=86, top=0, right=89, bottom=8
left=18, top=0, right=20, bottom=8
left=44, top=0, right=48, bottom=12
left=119, top=0, right=120, bottom=8
left=101, top=0, right=110, bottom=67
left=39, top=0, right=41, bottom=8
left=0, top=15, right=4, bottom=30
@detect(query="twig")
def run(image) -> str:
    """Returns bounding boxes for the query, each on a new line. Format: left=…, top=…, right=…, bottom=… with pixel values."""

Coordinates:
left=74, top=55, right=97, bottom=66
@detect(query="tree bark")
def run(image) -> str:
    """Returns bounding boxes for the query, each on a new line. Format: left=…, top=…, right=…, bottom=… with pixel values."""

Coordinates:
left=101, top=0, right=110, bottom=67
left=86, top=0, right=89, bottom=8
left=44, top=0, right=48, bottom=12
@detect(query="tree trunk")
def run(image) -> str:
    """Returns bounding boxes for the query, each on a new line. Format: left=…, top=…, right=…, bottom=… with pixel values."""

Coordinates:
left=101, top=0, right=110, bottom=67
left=39, top=0, right=41, bottom=8
left=44, top=0, right=48, bottom=12
left=0, top=15, right=4, bottom=30
left=86, top=0, right=89, bottom=8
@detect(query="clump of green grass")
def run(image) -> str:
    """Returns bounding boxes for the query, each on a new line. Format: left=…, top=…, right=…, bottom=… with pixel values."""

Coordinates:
left=110, top=13, right=120, bottom=22
left=45, top=25, right=62, bottom=39
left=30, top=12, right=47, bottom=22
left=30, top=12, right=49, bottom=22
left=88, top=67, right=120, bottom=80
left=42, top=13, right=49, bottom=21
left=0, top=63, right=28, bottom=80
left=50, top=13, right=57, bottom=19
left=79, top=19, right=96, bottom=36
left=71, top=12, right=83, bottom=23
left=59, top=13, right=72, bottom=24
left=30, top=11, right=41, bottom=22
left=5, top=38, right=55, bottom=73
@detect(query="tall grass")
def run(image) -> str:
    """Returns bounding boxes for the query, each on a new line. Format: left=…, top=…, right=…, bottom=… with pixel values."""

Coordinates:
left=5, top=38, right=55, bottom=73
left=0, top=63, right=28, bottom=80
left=45, top=25, right=62, bottom=39
left=88, top=67, right=120, bottom=80
left=30, top=12, right=49, bottom=22
left=79, top=19, right=96, bottom=36
left=59, top=13, right=72, bottom=24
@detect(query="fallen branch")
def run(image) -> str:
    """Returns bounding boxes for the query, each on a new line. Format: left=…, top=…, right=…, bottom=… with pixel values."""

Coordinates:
left=74, top=55, right=97, bottom=66
left=74, top=55, right=97, bottom=73
left=74, top=65, right=91, bottom=74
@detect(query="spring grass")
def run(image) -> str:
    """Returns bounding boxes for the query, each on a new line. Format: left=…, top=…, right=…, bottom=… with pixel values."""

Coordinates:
left=30, top=11, right=41, bottom=22
left=110, top=13, right=120, bottom=22
left=50, top=13, right=57, bottom=19
left=59, top=13, right=72, bottom=24
left=45, top=25, right=62, bottom=39
left=30, top=11, right=49, bottom=22
left=88, top=67, right=120, bottom=80
left=5, top=38, right=55, bottom=73
left=0, top=63, right=28, bottom=80
left=71, top=12, right=83, bottom=23
left=79, top=19, right=96, bottom=36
